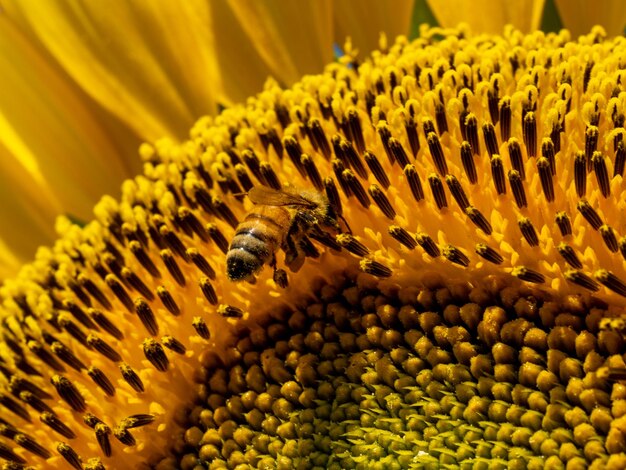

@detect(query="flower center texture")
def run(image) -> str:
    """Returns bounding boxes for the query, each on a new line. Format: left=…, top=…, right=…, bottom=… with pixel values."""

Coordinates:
left=1, top=24, right=626, bottom=469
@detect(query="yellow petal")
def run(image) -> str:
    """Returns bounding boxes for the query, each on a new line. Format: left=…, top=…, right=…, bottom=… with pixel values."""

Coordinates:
left=427, top=0, right=545, bottom=33
left=0, top=16, right=139, bottom=258
left=226, top=0, right=334, bottom=87
left=555, top=0, right=626, bottom=37
left=334, top=0, right=415, bottom=55
left=3, top=0, right=222, bottom=140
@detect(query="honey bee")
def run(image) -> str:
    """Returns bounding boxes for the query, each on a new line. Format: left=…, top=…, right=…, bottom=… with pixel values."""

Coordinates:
left=226, top=186, right=342, bottom=286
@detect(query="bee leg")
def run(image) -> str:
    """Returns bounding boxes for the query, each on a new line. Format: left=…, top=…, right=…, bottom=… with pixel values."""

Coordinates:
left=339, top=214, right=352, bottom=234
left=273, top=268, right=289, bottom=288
left=299, top=236, right=320, bottom=258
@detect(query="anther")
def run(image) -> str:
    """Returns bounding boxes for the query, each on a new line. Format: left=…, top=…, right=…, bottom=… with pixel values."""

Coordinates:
left=324, top=177, right=343, bottom=217
left=537, top=157, right=554, bottom=202
left=301, top=154, right=323, bottom=191
left=460, top=141, right=477, bottom=184
left=359, top=259, right=392, bottom=278
left=592, top=151, right=611, bottom=197
left=583, top=61, right=594, bottom=92
left=0, top=441, right=26, bottom=464
left=113, top=425, right=136, bottom=446
left=195, top=160, right=214, bottom=188
left=95, top=423, right=112, bottom=457
left=51, top=375, right=85, bottom=412
left=19, top=391, right=53, bottom=415
left=333, top=159, right=352, bottom=198
left=422, top=118, right=436, bottom=136
left=483, top=122, right=499, bottom=158
left=577, top=200, right=603, bottom=230
left=348, top=109, right=365, bottom=154
left=490, top=155, right=506, bottom=195
left=102, top=253, right=123, bottom=279
left=364, top=151, right=390, bottom=189
left=162, top=335, right=186, bottom=354
left=435, top=103, right=448, bottom=135
left=404, top=118, right=420, bottom=156
left=206, top=223, right=229, bottom=254
left=133, top=298, right=159, bottom=336
left=40, top=412, right=76, bottom=439
left=522, top=112, right=537, bottom=157
left=340, top=139, right=368, bottom=179
left=14, top=433, right=50, bottom=459
left=58, top=314, right=89, bottom=348
left=309, top=118, right=332, bottom=159
left=200, top=277, right=218, bottom=305
left=87, top=334, right=122, bottom=362
left=193, top=185, right=216, bottom=215
left=377, top=124, right=394, bottom=164
left=466, top=206, right=492, bottom=235
left=186, top=248, right=216, bottom=279
left=555, top=211, right=572, bottom=236
left=105, top=275, right=134, bottom=312
left=343, top=170, right=370, bottom=208
left=143, top=339, right=168, bottom=372
left=600, top=225, right=618, bottom=252
left=512, top=266, right=545, bottom=284
left=192, top=317, right=210, bottom=340
left=595, top=270, right=626, bottom=297
left=235, top=164, right=254, bottom=192
left=159, top=226, right=189, bottom=261
left=156, top=286, right=180, bottom=316
left=518, top=217, right=539, bottom=246
left=443, top=245, right=470, bottom=267
left=388, top=138, right=411, bottom=167
left=283, top=136, right=306, bottom=178
left=178, top=207, right=209, bottom=242
left=78, top=274, right=112, bottom=311
left=67, top=281, right=91, bottom=308
left=129, top=241, right=161, bottom=278
left=0, top=394, right=30, bottom=421
left=428, top=174, right=447, bottom=210
left=445, top=175, right=470, bottom=210
left=508, top=170, right=527, bottom=208
left=415, top=233, right=440, bottom=258
left=388, top=226, right=417, bottom=249
left=507, top=138, right=525, bottom=179
left=566, top=270, right=602, bottom=293
left=336, top=234, right=369, bottom=257
left=212, top=196, right=239, bottom=229
left=119, top=363, right=144, bottom=393
left=541, top=138, right=556, bottom=176
left=427, top=132, right=448, bottom=176
left=614, top=140, right=625, bottom=177
left=465, top=114, right=480, bottom=155
left=242, top=149, right=266, bottom=184
left=87, top=367, right=116, bottom=397
left=88, top=308, right=123, bottom=340
left=404, top=164, right=424, bottom=202
left=585, top=126, right=599, bottom=167
left=475, top=244, right=503, bottom=264
left=160, top=249, right=186, bottom=286
left=368, top=184, right=396, bottom=219
left=259, top=163, right=282, bottom=190
left=499, top=98, right=511, bottom=142
left=121, top=414, right=155, bottom=429
left=27, top=340, right=65, bottom=372
left=57, top=442, right=83, bottom=470
left=120, top=267, right=154, bottom=301
left=557, top=243, right=583, bottom=269
left=218, top=305, right=244, bottom=318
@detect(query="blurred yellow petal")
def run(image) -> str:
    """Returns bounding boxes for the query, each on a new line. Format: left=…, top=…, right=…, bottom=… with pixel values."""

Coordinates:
left=0, top=15, right=141, bottom=271
left=334, top=0, right=415, bottom=55
left=3, top=0, right=222, bottom=140
left=555, top=0, right=626, bottom=37
left=427, top=0, right=545, bottom=33
left=226, top=0, right=334, bottom=86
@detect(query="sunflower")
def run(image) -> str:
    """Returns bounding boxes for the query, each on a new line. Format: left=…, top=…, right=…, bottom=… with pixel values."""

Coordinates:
left=2, top=2, right=626, bottom=470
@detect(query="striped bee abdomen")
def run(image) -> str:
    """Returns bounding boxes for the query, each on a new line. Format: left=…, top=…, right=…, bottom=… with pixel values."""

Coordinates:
left=226, top=206, right=290, bottom=281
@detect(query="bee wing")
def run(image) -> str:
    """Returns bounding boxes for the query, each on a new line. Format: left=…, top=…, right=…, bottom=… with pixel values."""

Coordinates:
left=248, top=186, right=314, bottom=207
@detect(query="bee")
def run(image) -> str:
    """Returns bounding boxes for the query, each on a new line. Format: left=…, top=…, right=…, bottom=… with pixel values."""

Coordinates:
left=226, top=186, right=343, bottom=286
